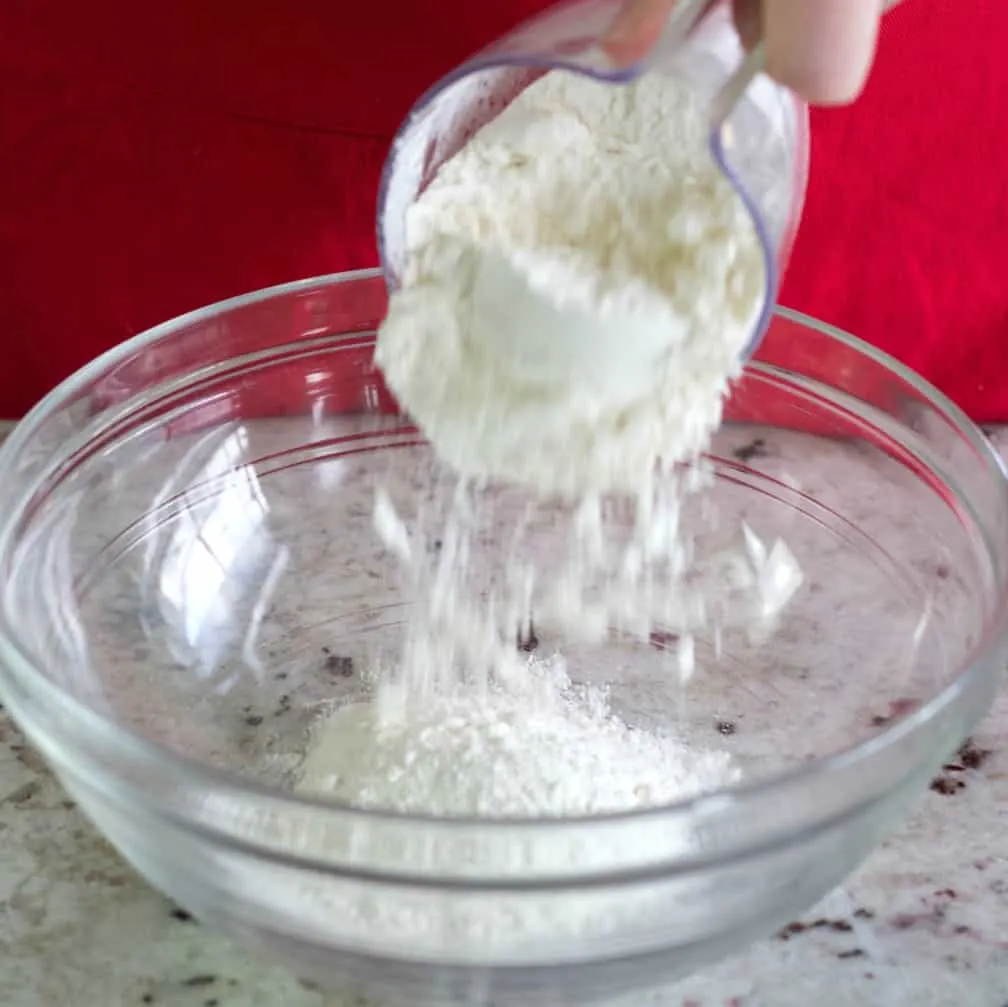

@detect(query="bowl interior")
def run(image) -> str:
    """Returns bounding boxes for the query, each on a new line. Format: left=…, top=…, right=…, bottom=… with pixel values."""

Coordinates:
left=0, top=275, right=997, bottom=807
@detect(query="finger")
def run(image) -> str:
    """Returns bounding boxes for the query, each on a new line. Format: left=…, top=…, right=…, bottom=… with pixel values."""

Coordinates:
left=732, top=0, right=762, bottom=51
left=602, top=0, right=678, bottom=68
left=762, top=0, right=883, bottom=105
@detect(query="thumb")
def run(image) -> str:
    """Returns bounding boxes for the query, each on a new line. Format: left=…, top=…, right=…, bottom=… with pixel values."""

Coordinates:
left=762, top=0, right=885, bottom=105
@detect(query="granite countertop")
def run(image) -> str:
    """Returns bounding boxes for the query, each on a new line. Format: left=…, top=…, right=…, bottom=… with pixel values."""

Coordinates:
left=1, top=421, right=1006, bottom=1007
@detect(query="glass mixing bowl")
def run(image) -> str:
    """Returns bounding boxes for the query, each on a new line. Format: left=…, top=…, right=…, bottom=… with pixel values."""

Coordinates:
left=0, top=270, right=1006, bottom=1005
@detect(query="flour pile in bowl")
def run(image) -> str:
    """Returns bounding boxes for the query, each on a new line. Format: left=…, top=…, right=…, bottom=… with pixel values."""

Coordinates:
left=299, top=657, right=739, bottom=818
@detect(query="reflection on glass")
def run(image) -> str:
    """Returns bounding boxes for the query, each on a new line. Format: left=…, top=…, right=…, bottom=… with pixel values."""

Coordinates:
left=141, top=425, right=278, bottom=681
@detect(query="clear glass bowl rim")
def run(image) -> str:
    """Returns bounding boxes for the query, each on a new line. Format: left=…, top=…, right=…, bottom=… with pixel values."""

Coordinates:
left=0, top=268, right=1005, bottom=842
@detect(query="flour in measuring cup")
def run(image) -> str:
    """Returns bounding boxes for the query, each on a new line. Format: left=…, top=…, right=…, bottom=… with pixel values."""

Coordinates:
left=375, top=69, right=765, bottom=497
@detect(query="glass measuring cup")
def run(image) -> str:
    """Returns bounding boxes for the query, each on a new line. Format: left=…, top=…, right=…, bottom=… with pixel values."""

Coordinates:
left=376, top=0, right=809, bottom=363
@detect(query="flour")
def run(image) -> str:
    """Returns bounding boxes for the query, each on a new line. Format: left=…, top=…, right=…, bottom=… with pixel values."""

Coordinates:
left=272, top=655, right=743, bottom=963
left=298, top=657, right=738, bottom=818
left=225, top=66, right=802, bottom=988
left=375, top=69, right=765, bottom=497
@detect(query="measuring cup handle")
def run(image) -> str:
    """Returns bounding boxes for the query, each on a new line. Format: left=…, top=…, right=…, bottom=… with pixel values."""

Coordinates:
left=710, top=41, right=766, bottom=127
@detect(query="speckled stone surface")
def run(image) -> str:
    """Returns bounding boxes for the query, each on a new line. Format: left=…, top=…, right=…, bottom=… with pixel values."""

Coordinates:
left=1, top=420, right=1007, bottom=1007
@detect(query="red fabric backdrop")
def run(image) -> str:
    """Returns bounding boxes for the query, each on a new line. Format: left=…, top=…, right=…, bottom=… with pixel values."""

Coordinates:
left=0, top=0, right=1004, bottom=419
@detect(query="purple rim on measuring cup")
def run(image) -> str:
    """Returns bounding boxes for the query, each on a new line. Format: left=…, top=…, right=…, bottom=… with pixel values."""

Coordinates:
left=376, top=0, right=798, bottom=363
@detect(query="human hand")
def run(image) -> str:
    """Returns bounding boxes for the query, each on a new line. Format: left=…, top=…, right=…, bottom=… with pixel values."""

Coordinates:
left=604, top=0, right=904, bottom=106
